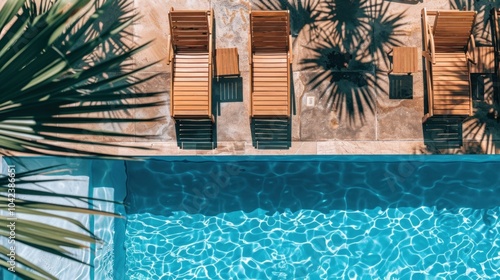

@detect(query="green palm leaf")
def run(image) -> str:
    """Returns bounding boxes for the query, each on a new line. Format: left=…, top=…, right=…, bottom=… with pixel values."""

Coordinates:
left=0, top=0, right=165, bottom=157
left=0, top=0, right=162, bottom=278
left=1, top=166, right=121, bottom=279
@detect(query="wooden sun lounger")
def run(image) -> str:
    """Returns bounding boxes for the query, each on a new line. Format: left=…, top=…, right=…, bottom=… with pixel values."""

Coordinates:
left=168, top=8, right=213, bottom=121
left=421, top=8, right=476, bottom=120
left=249, top=11, right=292, bottom=118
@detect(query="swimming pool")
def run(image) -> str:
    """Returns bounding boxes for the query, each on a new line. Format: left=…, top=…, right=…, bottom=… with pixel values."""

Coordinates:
left=123, top=155, right=500, bottom=279
left=0, top=157, right=125, bottom=280
left=2, top=155, right=500, bottom=279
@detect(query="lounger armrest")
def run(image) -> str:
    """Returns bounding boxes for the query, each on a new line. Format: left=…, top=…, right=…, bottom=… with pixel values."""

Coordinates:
left=166, top=34, right=173, bottom=65
left=428, top=28, right=436, bottom=64
left=248, top=34, right=252, bottom=65
left=422, top=51, right=431, bottom=61
left=421, top=8, right=435, bottom=64
left=209, top=10, right=213, bottom=66
left=209, top=34, right=213, bottom=66
left=492, top=9, right=500, bottom=52
left=467, top=34, right=476, bottom=64
left=288, top=35, right=293, bottom=63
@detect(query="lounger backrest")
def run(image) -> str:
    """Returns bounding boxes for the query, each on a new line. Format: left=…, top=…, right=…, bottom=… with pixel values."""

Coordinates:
left=250, top=11, right=290, bottom=53
left=169, top=10, right=210, bottom=52
left=432, top=11, right=476, bottom=52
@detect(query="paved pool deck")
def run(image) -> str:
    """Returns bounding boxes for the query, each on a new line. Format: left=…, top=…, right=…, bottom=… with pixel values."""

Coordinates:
left=57, top=0, right=500, bottom=155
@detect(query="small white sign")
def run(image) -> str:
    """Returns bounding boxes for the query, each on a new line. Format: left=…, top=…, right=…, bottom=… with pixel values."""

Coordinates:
left=306, top=96, right=315, bottom=107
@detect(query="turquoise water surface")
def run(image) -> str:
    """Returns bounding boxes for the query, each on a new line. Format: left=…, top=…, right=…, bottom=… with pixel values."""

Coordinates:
left=123, top=156, right=500, bottom=279
left=2, top=155, right=499, bottom=279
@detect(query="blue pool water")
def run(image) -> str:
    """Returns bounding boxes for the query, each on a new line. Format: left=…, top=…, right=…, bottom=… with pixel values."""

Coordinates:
left=123, top=156, right=500, bottom=279
left=2, top=155, right=500, bottom=279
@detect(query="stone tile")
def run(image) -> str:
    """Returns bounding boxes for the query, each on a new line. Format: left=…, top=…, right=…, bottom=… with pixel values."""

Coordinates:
left=133, top=72, right=173, bottom=142
left=39, top=141, right=97, bottom=157
left=215, top=72, right=251, bottom=141
left=298, top=70, right=378, bottom=141
left=114, top=141, right=313, bottom=156
left=95, top=142, right=167, bottom=156
left=133, top=0, right=211, bottom=72
left=56, top=107, right=135, bottom=143
left=216, top=101, right=251, bottom=141
left=291, top=71, right=304, bottom=140
left=317, top=140, right=426, bottom=155
left=13, top=0, right=500, bottom=155
left=94, top=1, right=136, bottom=63
left=101, top=120, right=137, bottom=143
left=377, top=73, right=424, bottom=140
left=105, top=142, right=212, bottom=156
left=288, top=141, right=317, bottom=155
left=243, top=141, right=316, bottom=155
left=212, top=142, right=247, bottom=155
left=416, top=139, right=498, bottom=155
left=212, top=0, right=251, bottom=73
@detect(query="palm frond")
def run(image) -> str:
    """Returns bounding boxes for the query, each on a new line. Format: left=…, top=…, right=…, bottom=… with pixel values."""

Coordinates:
left=0, top=0, right=164, bottom=157
left=0, top=165, right=120, bottom=279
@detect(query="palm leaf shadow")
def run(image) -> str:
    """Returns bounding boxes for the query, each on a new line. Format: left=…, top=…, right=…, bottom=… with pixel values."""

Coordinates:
left=367, top=0, right=406, bottom=69
left=450, top=0, right=500, bottom=44
left=463, top=78, right=500, bottom=153
left=300, top=36, right=385, bottom=124
left=450, top=0, right=500, bottom=153
left=0, top=0, right=164, bottom=157
left=252, top=0, right=403, bottom=126
left=50, top=0, right=141, bottom=130
left=252, top=0, right=322, bottom=43
left=318, top=0, right=371, bottom=51
left=299, top=0, right=401, bottom=125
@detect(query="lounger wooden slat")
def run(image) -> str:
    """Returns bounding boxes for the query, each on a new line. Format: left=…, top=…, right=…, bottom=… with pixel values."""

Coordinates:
left=168, top=9, right=213, bottom=120
left=254, top=76, right=287, bottom=81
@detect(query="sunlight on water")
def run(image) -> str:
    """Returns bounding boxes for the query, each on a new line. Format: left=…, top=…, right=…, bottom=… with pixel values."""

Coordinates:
left=126, top=207, right=500, bottom=279
left=93, top=187, right=116, bottom=280
left=122, top=156, right=500, bottom=279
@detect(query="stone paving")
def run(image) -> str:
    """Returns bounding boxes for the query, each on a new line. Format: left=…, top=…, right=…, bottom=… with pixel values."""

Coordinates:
left=28, top=0, right=500, bottom=155
left=122, top=0, right=500, bottom=155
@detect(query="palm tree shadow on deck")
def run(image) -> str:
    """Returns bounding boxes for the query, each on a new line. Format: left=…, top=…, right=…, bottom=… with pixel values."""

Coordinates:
left=28, top=0, right=162, bottom=142
left=54, top=0, right=143, bottom=123
left=447, top=0, right=500, bottom=153
left=0, top=0, right=165, bottom=158
left=450, top=0, right=500, bottom=44
left=463, top=75, right=500, bottom=153
left=300, top=36, right=384, bottom=124
left=385, top=0, right=422, bottom=4
left=252, top=0, right=322, bottom=43
left=255, top=0, right=406, bottom=126
left=318, top=0, right=372, bottom=51
left=368, top=1, right=406, bottom=69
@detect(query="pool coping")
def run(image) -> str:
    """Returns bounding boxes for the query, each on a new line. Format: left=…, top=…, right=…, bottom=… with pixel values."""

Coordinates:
left=75, top=140, right=499, bottom=156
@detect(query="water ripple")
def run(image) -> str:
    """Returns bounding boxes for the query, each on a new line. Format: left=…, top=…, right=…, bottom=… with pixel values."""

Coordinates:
left=125, top=206, right=500, bottom=279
